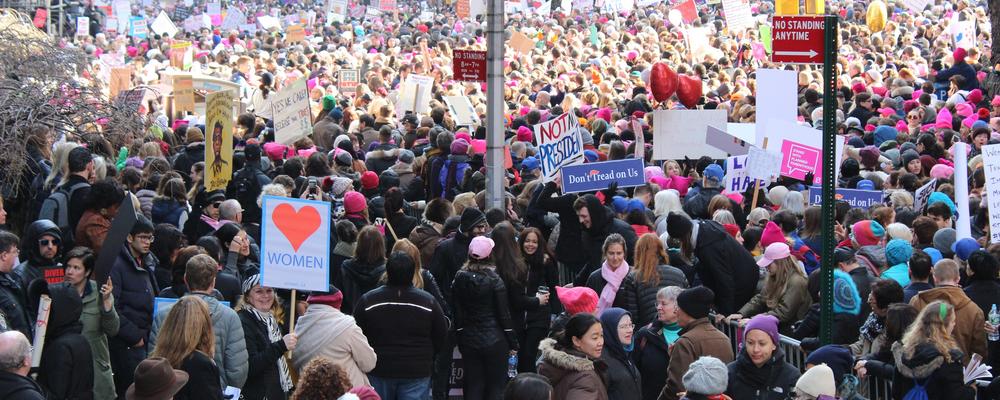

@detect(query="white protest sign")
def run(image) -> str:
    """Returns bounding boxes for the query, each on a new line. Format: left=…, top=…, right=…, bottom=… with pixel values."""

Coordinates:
left=573, top=0, right=594, bottom=12
left=954, top=142, right=971, bottom=239
left=150, top=11, right=178, bottom=38
left=271, top=78, right=312, bottom=145
left=636, top=0, right=660, bottom=6
left=982, top=144, right=1000, bottom=243
left=903, top=0, right=929, bottom=13
left=77, top=16, right=90, bottom=36
left=257, top=15, right=281, bottom=31
left=534, top=113, right=585, bottom=183
left=220, top=7, right=247, bottom=32
left=31, top=295, right=51, bottom=368
left=443, top=96, right=481, bottom=126
left=914, top=178, right=937, bottom=212
left=724, top=155, right=768, bottom=193
left=706, top=125, right=751, bottom=156
left=953, top=14, right=976, bottom=50
left=260, top=196, right=330, bottom=292
left=113, top=0, right=130, bottom=32
left=722, top=0, right=754, bottom=32
left=652, top=109, right=728, bottom=160
left=745, top=146, right=783, bottom=181
left=397, top=74, right=434, bottom=115
left=755, top=69, right=798, bottom=146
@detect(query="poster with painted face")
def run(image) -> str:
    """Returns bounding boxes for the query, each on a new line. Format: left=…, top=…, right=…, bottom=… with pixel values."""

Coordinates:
left=205, top=90, right=233, bottom=191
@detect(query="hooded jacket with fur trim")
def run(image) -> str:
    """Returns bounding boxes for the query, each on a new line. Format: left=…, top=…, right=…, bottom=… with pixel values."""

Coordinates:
left=537, top=338, right=609, bottom=400
left=890, top=342, right=974, bottom=400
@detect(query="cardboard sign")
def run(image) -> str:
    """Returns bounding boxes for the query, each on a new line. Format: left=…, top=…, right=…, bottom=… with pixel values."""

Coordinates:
left=328, top=0, right=349, bottom=16
left=745, top=146, right=783, bottom=181
left=260, top=196, right=331, bottom=292
left=808, top=187, right=884, bottom=209
left=207, top=1, right=222, bottom=25
left=205, top=90, right=234, bottom=191
left=129, top=16, right=147, bottom=39
left=652, top=110, right=728, bottom=160
left=509, top=32, right=535, bottom=54
left=109, top=66, right=132, bottom=99
left=170, top=41, right=192, bottom=70
left=561, top=159, right=645, bottom=194
left=116, top=88, right=146, bottom=112
left=534, top=113, right=585, bottom=183
left=722, top=0, right=754, bottom=32
left=443, top=96, right=481, bottom=126
left=397, top=74, right=434, bottom=115
left=271, top=78, right=312, bottom=145
left=286, top=24, right=306, bottom=42
left=913, top=178, right=937, bottom=212
left=173, top=74, right=195, bottom=113
left=77, top=16, right=90, bottom=36
left=338, top=69, right=360, bottom=96
left=981, top=144, right=1000, bottom=243
left=724, top=155, right=767, bottom=193
left=220, top=7, right=247, bottom=32
left=33, top=8, right=47, bottom=28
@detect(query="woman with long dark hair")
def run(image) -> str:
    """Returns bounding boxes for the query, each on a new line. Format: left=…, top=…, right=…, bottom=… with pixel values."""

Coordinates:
left=341, top=226, right=386, bottom=314
left=452, top=236, right=519, bottom=400
left=150, top=224, right=187, bottom=291
left=492, top=222, right=540, bottom=371
left=518, top=227, right=563, bottom=372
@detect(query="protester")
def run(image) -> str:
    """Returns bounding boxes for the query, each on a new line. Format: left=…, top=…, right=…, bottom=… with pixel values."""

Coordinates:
left=0, top=330, right=45, bottom=399
left=291, top=285, right=376, bottom=388
left=30, top=280, right=96, bottom=398
left=289, top=357, right=355, bottom=400
left=341, top=226, right=388, bottom=314
left=727, top=242, right=812, bottom=333
left=537, top=313, right=608, bottom=400
left=503, top=373, right=553, bottom=400
left=630, top=233, right=688, bottom=327
left=660, top=286, right=735, bottom=400
left=891, top=301, right=976, bottom=400
left=633, top=286, right=683, bottom=400
left=724, top=314, right=800, bottom=400
left=909, top=259, right=988, bottom=362
left=587, top=234, right=639, bottom=317
left=517, top=226, right=563, bottom=372
left=599, top=307, right=640, bottom=400
left=64, top=246, right=120, bottom=399
left=237, top=275, right=297, bottom=400
left=0, top=231, right=31, bottom=337
left=150, top=296, right=224, bottom=400
left=13, top=219, right=64, bottom=288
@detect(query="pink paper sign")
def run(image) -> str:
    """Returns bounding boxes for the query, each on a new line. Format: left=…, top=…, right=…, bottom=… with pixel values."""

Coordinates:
left=780, top=139, right=822, bottom=182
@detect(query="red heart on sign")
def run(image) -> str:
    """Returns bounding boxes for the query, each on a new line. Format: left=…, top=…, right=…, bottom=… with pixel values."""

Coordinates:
left=272, top=203, right=321, bottom=252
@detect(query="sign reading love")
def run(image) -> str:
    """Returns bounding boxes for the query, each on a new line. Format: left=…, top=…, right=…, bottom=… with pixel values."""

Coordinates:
left=260, top=196, right=330, bottom=292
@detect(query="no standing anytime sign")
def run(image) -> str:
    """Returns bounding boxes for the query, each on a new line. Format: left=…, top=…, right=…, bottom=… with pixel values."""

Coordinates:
left=771, top=16, right=826, bottom=65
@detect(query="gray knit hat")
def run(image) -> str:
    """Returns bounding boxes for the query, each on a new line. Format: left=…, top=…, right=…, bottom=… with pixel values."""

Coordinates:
left=682, top=356, right=729, bottom=395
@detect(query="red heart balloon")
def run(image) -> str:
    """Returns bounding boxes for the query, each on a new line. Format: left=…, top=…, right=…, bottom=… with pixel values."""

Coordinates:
left=676, top=74, right=702, bottom=108
left=649, top=62, right=678, bottom=102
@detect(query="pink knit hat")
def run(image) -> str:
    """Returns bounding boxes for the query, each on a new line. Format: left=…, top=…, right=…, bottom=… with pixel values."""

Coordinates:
left=759, top=221, right=786, bottom=248
left=344, top=191, right=367, bottom=214
left=930, top=164, right=955, bottom=180
left=935, top=108, right=953, bottom=129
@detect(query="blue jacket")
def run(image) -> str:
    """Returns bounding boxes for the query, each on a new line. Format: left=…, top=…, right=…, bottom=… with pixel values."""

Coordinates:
left=935, top=61, right=980, bottom=91
left=109, top=245, right=158, bottom=346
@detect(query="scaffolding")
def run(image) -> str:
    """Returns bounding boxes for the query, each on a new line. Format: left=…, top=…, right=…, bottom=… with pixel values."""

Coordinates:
left=0, top=0, right=70, bottom=37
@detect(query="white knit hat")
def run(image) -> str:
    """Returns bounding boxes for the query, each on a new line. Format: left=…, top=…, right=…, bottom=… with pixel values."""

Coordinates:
left=682, top=356, right=728, bottom=395
left=796, top=364, right=837, bottom=397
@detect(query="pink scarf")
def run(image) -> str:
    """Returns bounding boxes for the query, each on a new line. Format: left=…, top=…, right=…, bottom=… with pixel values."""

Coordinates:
left=597, top=260, right=630, bottom=316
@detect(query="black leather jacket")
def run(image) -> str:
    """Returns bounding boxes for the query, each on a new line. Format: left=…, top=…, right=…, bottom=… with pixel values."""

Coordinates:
left=452, top=267, right=519, bottom=351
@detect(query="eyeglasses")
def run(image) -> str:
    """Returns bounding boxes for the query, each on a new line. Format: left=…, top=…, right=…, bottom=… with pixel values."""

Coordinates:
left=38, top=239, right=60, bottom=247
left=211, top=202, right=222, bottom=208
left=907, top=114, right=920, bottom=120
left=135, top=235, right=155, bottom=243
left=618, top=323, right=635, bottom=330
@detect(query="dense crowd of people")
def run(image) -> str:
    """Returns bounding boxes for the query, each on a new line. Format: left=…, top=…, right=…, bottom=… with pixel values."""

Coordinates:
left=0, top=0, right=999, bottom=399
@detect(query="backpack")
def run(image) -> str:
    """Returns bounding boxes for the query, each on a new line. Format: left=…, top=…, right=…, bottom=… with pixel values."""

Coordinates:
left=227, top=168, right=263, bottom=223
left=37, top=181, right=88, bottom=244
left=439, top=159, right=470, bottom=200
left=902, top=378, right=929, bottom=400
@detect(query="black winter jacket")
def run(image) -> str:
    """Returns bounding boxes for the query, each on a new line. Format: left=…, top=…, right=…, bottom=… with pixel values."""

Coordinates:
left=691, top=221, right=759, bottom=315
left=725, top=348, right=801, bottom=400
left=238, top=309, right=290, bottom=400
left=429, top=232, right=473, bottom=307
left=586, top=268, right=639, bottom=318
left=575, top=195, right=638, bottom=286
left=602, top=347, right=641, bottom=400
left=791, top=303, right=862, bottom=350
left=340, top=259, right=386, bottom=315
left=0, top=371, right=44, bottom=400
left=176, top=351, right=223, bottom=400
left=172, top=143, right=206, bottom=184
left=535, top=182, right=586, bottom=268
left=629, top=265, right=688, bottom=327
left=452, top=268, right=519, bottom=351
left=891, top=342, right=975, bottom=400
left=0, top=271, right=32, bottom=337
left=632, top=321, right=674, bottom=400
left=13, top=220, right=64, bottom=289
left=109, top=245, right=158, bottom=346
left=524, top=256, right=564, bottom=329
left=682, top=185, right=722, bottom=220
left=354, top=285, right=449, bottom=379
left=36, top=287, right=94, bottom=400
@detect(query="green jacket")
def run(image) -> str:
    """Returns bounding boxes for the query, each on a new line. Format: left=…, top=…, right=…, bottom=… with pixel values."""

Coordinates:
left=80, top=280, right=120, bottom=400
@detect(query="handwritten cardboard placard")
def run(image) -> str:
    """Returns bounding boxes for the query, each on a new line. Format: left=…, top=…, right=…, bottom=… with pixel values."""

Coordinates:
left=271, top=78, right=312, bottom=144
left=173, top=74, right=195, bottom=113
left=534, top=113, right=585, bottom=183
left=285, top=24, right=306, bottom=42
left=981, top=144, right=1000, bottom=243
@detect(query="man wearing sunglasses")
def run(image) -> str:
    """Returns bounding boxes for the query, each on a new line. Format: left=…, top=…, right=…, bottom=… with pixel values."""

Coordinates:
left=12, top=220, right=64, bottom=289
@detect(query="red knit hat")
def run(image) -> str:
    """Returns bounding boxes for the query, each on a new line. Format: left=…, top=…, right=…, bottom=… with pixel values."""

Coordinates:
left=307, top=286, right=343, bottom=310
left=954, top=47, right=967, bottom=62
left=555, top=286, right=598, bottom=315
left=361, top=171, right=379, bottom=190
left=723, top=224, right=740, bottom=238
left=344, top=191, right=367, bottom=214
left=851, top=220, right=885, bottom=247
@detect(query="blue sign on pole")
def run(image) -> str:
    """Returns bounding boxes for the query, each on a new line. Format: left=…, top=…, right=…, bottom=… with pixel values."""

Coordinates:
left=561, top=158, right=645, bottom=194
left=807, top=186, right=884, bottom=209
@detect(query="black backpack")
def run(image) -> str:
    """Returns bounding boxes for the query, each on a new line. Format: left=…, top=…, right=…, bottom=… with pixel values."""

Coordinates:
left=38, top=181, right=88, bottom=245
left=227, top=168, right=263, bottom=224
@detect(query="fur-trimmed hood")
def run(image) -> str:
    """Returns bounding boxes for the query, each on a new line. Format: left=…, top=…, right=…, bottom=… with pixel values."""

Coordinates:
left=366, top=147, right=400, bottom=160
left=892, top=341, right=963, bottom=380
left=538, top=338, right=595, bottom=372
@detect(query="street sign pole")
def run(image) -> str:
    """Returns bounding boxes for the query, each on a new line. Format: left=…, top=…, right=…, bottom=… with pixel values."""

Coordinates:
left=819, top=14, right=839, bottom=345
left=485, top=0, right=505, bottom=209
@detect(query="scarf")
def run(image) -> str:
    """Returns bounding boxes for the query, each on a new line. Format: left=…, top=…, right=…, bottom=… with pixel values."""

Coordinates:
left=597, top=260, right=630, bottom=316
left=200, top=214, right=224, bottom=231
left=248, top=308, right=292, bottom=392
left=860, top=312, right=885, bottom=342
left=662, top=322, right=682, bottom=345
